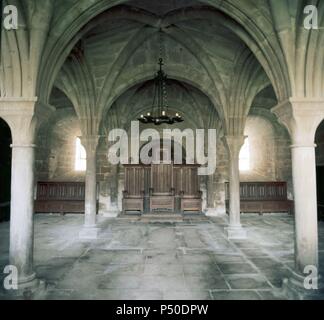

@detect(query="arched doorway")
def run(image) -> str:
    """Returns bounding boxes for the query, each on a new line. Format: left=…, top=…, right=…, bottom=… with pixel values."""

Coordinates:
left=0, top=118, right=12, bottom=222
left=315, top=120, right=324, bottom=220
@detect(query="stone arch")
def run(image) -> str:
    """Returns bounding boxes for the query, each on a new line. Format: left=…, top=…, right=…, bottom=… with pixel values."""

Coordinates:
left=162, top=6, right=289, bottom=101
left=268, top=0, right=324, bottom=98
left=162, top=26, right=228, bottom=109
left=95, top=26, right=158, bottom=114
left=249, top=107, right=291, bottom=143
left=315, top=116, right=324, bottom=138
left=238, top=113, right=293, bottom=197
left=100, top=65, right=224, bottom=133
left=36, top=109, right=83, bottom=181
left=249, top=85, right=291, bottom=142
left=39, top=5, right=160, bottom=102
left=38, top=1, right=291, bottom=107
left=225, top=48, right=272, bottom=135
left=115, top=79, right=214, bottom=129
left=242, top=115, right=277, bottom=180
left=0, top=0, right=29, bottom=97
left=35, top=86, right=83, bottom=180
left=92, top=24, right=227, bottom=126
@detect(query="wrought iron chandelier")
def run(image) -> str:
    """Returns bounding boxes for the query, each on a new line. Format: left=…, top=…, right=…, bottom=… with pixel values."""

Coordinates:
left=138, top=31, right=184, bottom=125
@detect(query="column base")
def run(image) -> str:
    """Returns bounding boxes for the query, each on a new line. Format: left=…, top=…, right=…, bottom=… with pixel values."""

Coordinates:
left=79, top=226, right=100, bottom=239
left=225, top=225, right=247, bottom=239
left=7, top=274, right=46, bottom=299
left=101, top=210, right=120, bottom=218
left=205, top=208, right=226, bottom=217
left=282, top=269, right=322, bottom=300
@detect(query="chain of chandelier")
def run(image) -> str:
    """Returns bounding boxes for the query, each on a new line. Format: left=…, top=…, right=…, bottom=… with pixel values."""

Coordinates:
left=138, top=30, right=184, bottom=125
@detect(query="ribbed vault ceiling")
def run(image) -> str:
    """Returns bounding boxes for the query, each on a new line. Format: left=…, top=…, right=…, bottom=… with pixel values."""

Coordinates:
left=53, top=0, right=271, bottom=135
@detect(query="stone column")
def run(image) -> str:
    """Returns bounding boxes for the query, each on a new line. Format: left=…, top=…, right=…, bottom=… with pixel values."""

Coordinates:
left=0, top=99, right=41, bottom=293
left=272, top=99, right=324, bottom=297
left=9, top=142, right=38, bottom=289
left=79, top=135, right=100, bottom=239
left=223, top=135, right=247, bottom=239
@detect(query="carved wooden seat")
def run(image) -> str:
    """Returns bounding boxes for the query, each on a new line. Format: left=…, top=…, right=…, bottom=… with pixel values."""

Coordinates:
left=149, top=163, right=175, bottom=211
left=122, top=162, right=203, bottom=214
left=225, top=181, right=294, bottom=215
left=34, top=181, right=86, bottom=213
left=122, top=165, right=145, bottom=213
left=176, top=165, right=202, bottom=212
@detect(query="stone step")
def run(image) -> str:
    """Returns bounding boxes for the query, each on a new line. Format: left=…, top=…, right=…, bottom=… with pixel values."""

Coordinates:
left=118, top=212, right=208, bottom=223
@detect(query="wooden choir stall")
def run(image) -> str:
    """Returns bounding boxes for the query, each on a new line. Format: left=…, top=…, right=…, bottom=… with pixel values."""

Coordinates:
left=122, top=163, right=202, bottom=214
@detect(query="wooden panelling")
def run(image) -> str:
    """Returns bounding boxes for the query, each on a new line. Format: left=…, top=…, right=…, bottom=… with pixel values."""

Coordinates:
left=225, top=181, right=294, bottom=215
left=123, top=165, right=146, bottom=213
left=150, top=163, right=175, bottom=211
left=177, top=165, right=202, bottom=212
left=123, top=163, right=202, bottom=213
left=35, top=181, right=86, bottom=213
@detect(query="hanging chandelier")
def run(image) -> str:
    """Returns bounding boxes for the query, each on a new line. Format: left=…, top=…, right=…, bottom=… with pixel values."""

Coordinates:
left=138, top=32, right=183, bottom=125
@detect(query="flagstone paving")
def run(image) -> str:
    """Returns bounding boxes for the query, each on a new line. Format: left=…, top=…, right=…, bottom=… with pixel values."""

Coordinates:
left=0, top=214, right=323, bottom=300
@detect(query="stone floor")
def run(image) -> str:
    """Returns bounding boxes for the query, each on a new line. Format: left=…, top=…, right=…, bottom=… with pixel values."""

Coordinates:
left=0, top=214, right=323, bottom=300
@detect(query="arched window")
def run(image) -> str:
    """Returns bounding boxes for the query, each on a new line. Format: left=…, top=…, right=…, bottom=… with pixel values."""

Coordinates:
left=239, top=137, right=250, bottom=171
left=75, top=137, right=86, bottom=171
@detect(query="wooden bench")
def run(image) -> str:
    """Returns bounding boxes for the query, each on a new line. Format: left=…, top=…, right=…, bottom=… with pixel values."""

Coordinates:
left=34, top=181, right=86, bottom=214
left=225, top=181, right=294, bottom=215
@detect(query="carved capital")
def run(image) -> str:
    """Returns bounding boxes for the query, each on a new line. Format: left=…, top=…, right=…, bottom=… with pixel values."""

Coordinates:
left=222, top=135, right=246, bottom=160
left=272, top=98, right=324, bottom=146
left=81, top=135, right=100, bottom=154
left=0, top=98, right=38, bottom=145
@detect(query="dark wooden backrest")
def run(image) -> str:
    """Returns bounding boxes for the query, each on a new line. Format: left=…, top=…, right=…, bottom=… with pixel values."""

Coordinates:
left=123, top=164, right=201, bottom=197
left=36, top=182, right=85, bottom=201
left=225, top=181, right=288, bottom=201
left=151, top=163, right=173, bottom=194
left=174, top=165, right=200, bottom=196
left=124, top=165, right=145, bottom=196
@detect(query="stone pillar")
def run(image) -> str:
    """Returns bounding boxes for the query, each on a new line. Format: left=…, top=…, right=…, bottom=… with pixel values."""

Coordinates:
left=79, top=135, right=100, bottom=239
left=223, top=135, right=247, bottom=239
left=0, top=99, right=41, bottom=293
left=272, top=99, right=324, bottom=297
left=9, top=142, right=38, bottom=289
